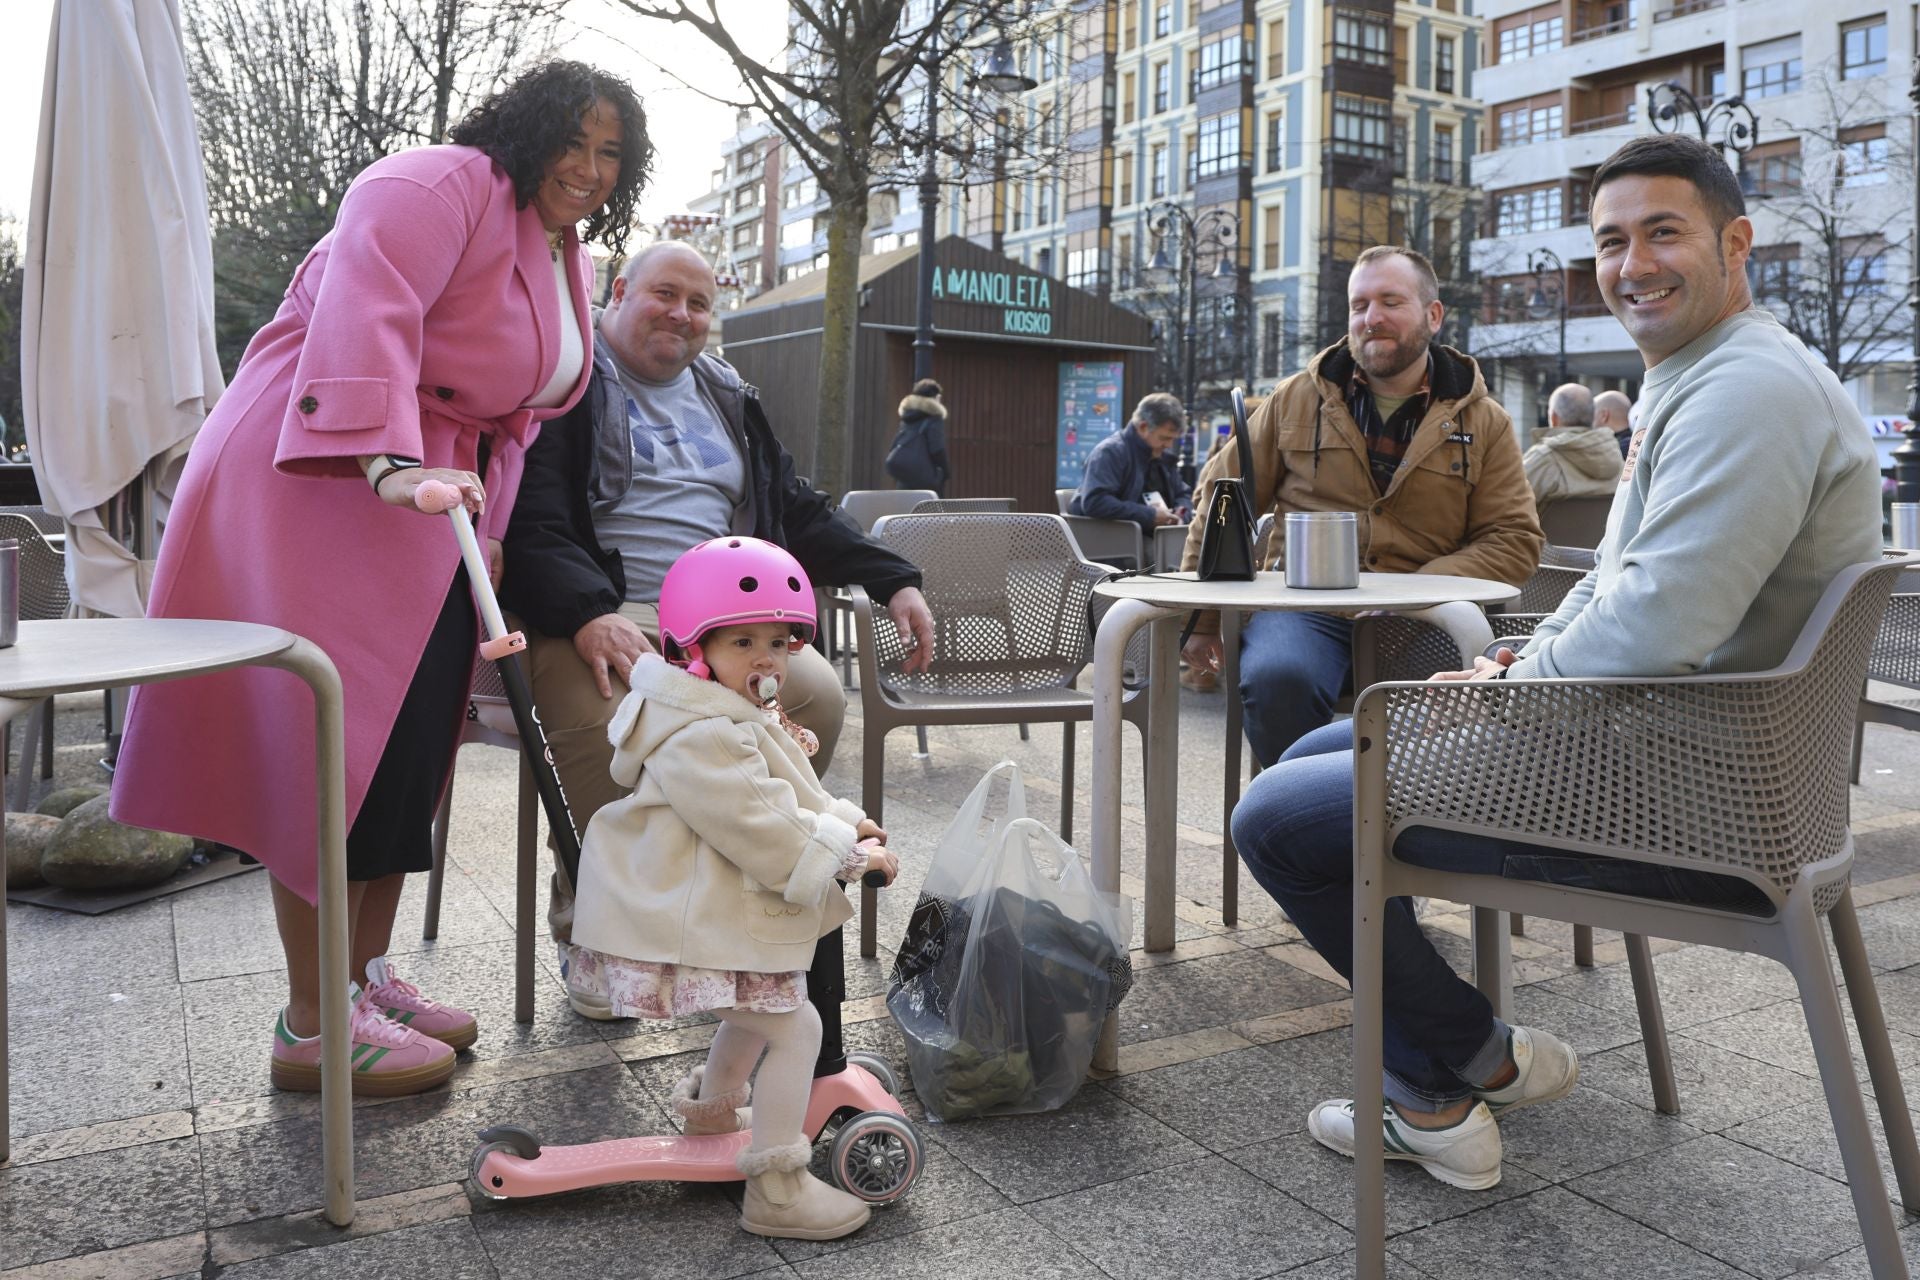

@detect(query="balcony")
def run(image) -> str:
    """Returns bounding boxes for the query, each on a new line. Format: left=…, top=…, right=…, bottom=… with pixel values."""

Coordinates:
left=1570, top=104, right=1636, bottom=135
left=1654, top=0, right=1721, bottom=21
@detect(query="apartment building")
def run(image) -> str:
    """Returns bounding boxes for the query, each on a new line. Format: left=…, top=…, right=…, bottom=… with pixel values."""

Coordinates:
left=1469, top=0, right=1915, bottom=437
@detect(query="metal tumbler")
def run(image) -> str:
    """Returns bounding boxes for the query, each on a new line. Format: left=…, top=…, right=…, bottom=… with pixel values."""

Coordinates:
left=1894, top=503, right=1920, bottom=552
left=1284, top=511, right=1359, bottom=589
left=0, top=539, right=18, bottom=648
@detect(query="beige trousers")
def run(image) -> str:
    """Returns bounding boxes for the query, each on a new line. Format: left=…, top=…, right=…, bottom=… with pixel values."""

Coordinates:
left=520, top=601, right=847, bottom=942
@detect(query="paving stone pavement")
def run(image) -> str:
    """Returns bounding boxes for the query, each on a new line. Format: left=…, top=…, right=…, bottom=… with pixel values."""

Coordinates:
left=9, top=692, right=1920, bottom=1277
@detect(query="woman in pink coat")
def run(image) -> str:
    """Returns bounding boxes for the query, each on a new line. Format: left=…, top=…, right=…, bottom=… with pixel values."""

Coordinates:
left=111, top=61, right=651, bottom=1096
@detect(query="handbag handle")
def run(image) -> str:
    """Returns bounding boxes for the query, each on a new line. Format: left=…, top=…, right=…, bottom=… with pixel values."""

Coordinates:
left=1230, top=386, right=1256, bottom=496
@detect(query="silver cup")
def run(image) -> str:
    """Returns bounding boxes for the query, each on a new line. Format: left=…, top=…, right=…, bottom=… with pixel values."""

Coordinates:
left=1894, top=502, right=1920, bottom=551
left=1284, top=511, right=1359, bottom=589
left=0, top=540, right=17, bottom=648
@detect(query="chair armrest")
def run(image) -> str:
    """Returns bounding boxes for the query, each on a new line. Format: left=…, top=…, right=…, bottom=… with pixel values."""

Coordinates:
left=1352, top=670, right=1844, bottom=898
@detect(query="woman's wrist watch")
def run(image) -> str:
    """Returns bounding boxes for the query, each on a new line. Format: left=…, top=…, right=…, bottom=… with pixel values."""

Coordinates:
left=364, top=454, right=423, bottom=493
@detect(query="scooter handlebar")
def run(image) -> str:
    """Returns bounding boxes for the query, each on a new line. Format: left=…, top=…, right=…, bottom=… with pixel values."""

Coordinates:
left=414, top=478, right=464, bottom=514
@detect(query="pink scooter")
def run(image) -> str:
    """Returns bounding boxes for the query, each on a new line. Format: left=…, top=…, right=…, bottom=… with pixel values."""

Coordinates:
left=418, top=482, right=925, bottom=1207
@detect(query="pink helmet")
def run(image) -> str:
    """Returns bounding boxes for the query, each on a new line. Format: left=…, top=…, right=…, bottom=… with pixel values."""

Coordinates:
left=658, top=537, right=816, bottom=676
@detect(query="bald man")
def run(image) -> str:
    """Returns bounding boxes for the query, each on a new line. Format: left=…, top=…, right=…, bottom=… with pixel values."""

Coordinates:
left=1594, top=389, right=1634, bottom=457
left=1521, top=381, right=1620, bottom=507
left=501, top=243, right=936, bottom=1014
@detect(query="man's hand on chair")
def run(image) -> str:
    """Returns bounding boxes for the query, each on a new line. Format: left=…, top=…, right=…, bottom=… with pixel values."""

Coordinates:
left=887, top=586, right=936, bottom=674
left=575, top=612, right=655, bottom=698
left=1429, top=648, right=1517, bottom=683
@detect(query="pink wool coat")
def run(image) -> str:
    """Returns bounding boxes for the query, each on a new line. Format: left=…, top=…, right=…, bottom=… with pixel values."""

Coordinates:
left=110, top=145, right=593, bottom=904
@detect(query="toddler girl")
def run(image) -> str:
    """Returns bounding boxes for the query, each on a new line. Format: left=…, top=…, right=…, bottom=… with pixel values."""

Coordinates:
left=568, top=536, right=899, bottom=1242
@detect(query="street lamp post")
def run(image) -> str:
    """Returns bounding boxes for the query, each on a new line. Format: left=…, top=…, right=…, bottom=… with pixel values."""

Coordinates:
left=1144, top=201, right=1240, bottom=414
left=1899, top=57, right=1920, bottom=505
left=1526, top=246, right=1568, bottom=386
left=1646, top=80, right=1765, bottom=194
left=911, top=31, right=1034, bottom=383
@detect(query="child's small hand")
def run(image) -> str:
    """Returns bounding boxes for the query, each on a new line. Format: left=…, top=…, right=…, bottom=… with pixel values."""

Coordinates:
left=855, top=817, right=887, bottom=845
left=858, top=838, right=899, bottom=887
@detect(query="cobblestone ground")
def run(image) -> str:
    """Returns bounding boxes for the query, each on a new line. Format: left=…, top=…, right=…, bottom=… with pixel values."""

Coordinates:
left=8, top=682, right=1920, bottom=1279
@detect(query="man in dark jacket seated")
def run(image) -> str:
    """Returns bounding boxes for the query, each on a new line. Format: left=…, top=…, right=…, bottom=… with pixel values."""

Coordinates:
left=501, top=242, right=936, bottom=1014
left=1067, top=392, right=1191, bottom=537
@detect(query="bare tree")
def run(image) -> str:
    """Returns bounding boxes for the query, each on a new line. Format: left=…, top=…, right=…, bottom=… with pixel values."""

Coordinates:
left=185, top=0, right=561, bottom=369
left=1751, top=69, right=1913, bottom=388
left=603, top=0, right=1048, bottom=494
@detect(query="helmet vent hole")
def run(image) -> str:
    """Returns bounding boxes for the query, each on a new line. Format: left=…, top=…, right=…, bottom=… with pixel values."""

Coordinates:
left=727, top=539, right=742, bottom=548
left=739, top=576, right=758, bottom=592
left=787, top=576, right=801, bottom=591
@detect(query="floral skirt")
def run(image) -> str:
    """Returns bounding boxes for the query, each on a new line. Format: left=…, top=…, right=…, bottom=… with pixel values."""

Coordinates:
left=569, top=946, right=807, bottom=1018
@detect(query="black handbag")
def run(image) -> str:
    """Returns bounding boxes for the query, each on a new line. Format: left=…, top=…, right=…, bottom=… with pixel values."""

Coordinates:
left=1195, top=387, right=1258, bottom=581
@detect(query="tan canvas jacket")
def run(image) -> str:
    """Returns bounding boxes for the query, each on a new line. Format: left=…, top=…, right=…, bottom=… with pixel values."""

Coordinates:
left=1180, top=341, right=1543, bottom=633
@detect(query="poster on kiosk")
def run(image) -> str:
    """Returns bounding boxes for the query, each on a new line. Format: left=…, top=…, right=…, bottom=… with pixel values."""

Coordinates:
left=1055, top=362, right=1126, bottom=490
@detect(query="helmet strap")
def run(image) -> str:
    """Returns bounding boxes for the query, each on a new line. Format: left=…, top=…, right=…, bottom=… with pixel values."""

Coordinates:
left=683, top=642, right=710, bottom=680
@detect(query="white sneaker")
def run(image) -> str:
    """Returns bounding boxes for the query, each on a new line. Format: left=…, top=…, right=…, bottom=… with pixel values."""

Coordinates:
left=1306, top=1098, right=1503, bottom=1190
left=1473, top=1026, right=1579, bottom=1116
left=555, top=941, right=623, bottom=1022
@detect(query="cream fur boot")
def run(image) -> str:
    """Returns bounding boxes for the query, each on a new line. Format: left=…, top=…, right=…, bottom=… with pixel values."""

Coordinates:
left=736, top=1141, right=871, bottom=1240
left=670, top=1067, right=752, bottom=1136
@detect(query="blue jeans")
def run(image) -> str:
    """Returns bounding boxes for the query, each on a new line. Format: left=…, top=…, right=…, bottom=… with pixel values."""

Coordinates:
left=1238, top=610, right=1354, bottom=767
left=1231, top=720, right=1771, bottom=1110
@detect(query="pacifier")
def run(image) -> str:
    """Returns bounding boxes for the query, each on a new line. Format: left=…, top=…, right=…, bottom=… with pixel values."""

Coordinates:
left=752, top=673, right=781, bottom=704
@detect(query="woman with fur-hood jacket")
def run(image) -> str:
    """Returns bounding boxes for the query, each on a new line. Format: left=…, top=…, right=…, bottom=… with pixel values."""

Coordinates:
left=884, top=377, right=951, bottom=495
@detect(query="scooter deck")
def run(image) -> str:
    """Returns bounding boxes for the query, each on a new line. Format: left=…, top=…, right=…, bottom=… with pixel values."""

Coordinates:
left=486, top=1132, right=754, bottom=1197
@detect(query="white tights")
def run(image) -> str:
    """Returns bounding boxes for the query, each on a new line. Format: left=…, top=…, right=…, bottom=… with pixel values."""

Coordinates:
left=699, top=1002, right=822, bottom=1152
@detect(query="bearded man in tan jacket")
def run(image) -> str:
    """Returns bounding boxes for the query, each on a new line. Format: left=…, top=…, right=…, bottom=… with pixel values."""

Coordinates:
left=1182, top=246, right=1543, bottom=765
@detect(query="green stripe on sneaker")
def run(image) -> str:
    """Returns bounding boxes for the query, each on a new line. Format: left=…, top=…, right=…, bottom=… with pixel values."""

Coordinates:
left=1382, top=1118, right=1418, bottom=1156
left=392, top=1009, right=415, bottom=1026
left=275, top=1012, right=300, bottom=1047
left=351, top=1042, right=373, bottom=1063
left=357, top=1046, right=391, bottom=1072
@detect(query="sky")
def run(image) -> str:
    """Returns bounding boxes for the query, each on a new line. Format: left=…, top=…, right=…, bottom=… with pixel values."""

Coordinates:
left=0, top=0, right=789, bottom=232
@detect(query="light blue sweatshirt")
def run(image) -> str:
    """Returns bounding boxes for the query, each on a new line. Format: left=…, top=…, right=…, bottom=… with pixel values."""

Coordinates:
left=1509, top=308, right=1882, bottom=680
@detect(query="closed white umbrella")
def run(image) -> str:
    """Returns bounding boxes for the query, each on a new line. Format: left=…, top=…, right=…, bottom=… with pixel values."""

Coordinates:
left=22, top=0, right=222, bottom=618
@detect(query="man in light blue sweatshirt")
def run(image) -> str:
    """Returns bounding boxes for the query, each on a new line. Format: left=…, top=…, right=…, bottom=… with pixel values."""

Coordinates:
left=1230, top=134, right=1884, bottom=1190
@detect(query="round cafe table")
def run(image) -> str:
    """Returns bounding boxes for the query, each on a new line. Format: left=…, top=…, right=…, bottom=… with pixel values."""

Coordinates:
left=1089, top=571, right=1519, bottom=1072
left=0, top=619, right=355, bottom=1225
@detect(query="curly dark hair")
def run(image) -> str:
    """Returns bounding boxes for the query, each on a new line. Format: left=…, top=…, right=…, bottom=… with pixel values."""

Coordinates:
left=449, top=60, right=651, bottom=252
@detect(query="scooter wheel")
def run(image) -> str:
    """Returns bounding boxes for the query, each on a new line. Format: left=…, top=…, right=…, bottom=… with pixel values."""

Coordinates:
left=470, top=1125, right=542, bottom=1201
left=827, top=1112, right=922, bottom=1204
left=470, top=1140, right=521, bottom=1201
left=845, top=1052, right=900, bottom=1097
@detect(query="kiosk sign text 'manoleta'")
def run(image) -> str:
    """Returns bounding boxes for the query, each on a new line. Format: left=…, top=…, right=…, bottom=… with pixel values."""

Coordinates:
left=932, top=265, right=1053, bottom=335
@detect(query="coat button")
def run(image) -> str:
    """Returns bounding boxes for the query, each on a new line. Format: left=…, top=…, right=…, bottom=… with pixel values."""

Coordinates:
left=297, top=395, right=318, bottom=414
left=1371, top=503, right=1383, bottom=514
left=435, top=387, right=454, bottom=400
left=1368, top=555, right=1379, bottom=565
left=1450, top=462, right=1462, bottom=472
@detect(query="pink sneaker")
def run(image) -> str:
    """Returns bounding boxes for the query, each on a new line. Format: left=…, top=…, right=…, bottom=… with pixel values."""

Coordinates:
left=269, top=995, right=456, bottom=1097
left=363, top=956, right=478, bottom=1051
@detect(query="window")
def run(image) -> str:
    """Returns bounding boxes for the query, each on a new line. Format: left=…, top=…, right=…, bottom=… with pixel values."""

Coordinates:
left=1742, top=35, right=1801, bottom=99
left=1841, top=236, right=1889, bottom=299
left=1495, top=185, right=1564, bottom=236
left=1436, top=37, right=1456, bottom=94
left=1841, top=125, right=1889, bottom=186
left=1036, top=177, right=1055, bottom=225
left=782, top=176, right=818, bottom=209
left=1842, top=16, right=1887, bottom=79
left=733, top=183, right=760, bottom=213
left=780, top=218, right=814, bottom=249
left=1392, top=118, right=1409, bottom=177
left=1700, top=63, right=1725, bottom=101
left=1067, top=247, right=1101, bottom=290
left=1332, top=11, right=1393, bottom=68
left=732, top=223, right=757, bottom=249
left=1747, top=139, right=1801, bottom=195
left=1037, top=246, right=1053, bottom=278
left=1117, top=232, right=1134, bottom=289
left=1265, top=111, right=1286, bottom=171
left=1119, top=151, right=1134, bottom=205
left=1034, top=34, right=1058, bottom=80
left=1192, top=112, right=1241, bottom=180
left=1151, top=144, right=1169, bottom=198
left=1153, top=60, right=1171, bottom=112
left=1495, top=97, right=1564, bottom=146
left=1748, top=243, right=1798, bottom=310
left=1433, top=217, right=1454, bottom=274
left=1154, top=1, right=1171, bottom=38
left=1331, top=94, right=1392, bottom=160
left=1394, top=26, right=1410, bottom=84
left=1182, top=130, right=1196, bottom=186
left=1434, top=126, right=1455, bottom=183
left=1266, top=19, right=1286, bottom=78
left=1262, top=203, right=1281, bottom=271
left=1122, top=0, right=1137, bottom=49
left=1495, top=6, right=1564, bottom=62
left=1262, top=312, right=1283, bottom=379
left=1193, top=32, right=1246, bottom=94
left=1122, top=71, right=1137, bottom=123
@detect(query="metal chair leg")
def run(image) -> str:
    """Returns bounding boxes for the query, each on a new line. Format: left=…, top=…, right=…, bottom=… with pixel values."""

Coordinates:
left=913, top=725, right=929, bottom=758
left=9, top=701, right=43, bottom=811
left=515, top=755, right=536, bottom=1025
left=861, top=721, right=885, bottom=959
left=1830, top=889, right=1920, bottom=1211
left=1625, top=934, right=1679, bottom=1114
left=1574, top=923, right=1595, bottom=967
left=38, top=697, right=52, bottom=780
left=1471, top=906, right=1513, bottom=1020
left=1060, top=721, right=1074, bottom=845
left=423, top=762, right=455, bottom=941
left=1510, top=914, right=1526, bottom=938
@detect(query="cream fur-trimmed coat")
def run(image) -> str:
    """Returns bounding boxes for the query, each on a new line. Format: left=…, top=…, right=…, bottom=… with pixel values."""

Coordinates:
left=571, top=655, right=862, bottom=974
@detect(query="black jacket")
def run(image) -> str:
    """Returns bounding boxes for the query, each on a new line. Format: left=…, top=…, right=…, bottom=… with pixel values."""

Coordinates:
left=1068, top=427, right=1192, bottom=536
left=502, top=344, right=922, bottom=640
left=884, top=393, right=951, bottom=495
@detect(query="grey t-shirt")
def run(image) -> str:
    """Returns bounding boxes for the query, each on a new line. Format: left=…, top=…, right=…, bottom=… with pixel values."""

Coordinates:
left=595, top=358, right=746, bottom=601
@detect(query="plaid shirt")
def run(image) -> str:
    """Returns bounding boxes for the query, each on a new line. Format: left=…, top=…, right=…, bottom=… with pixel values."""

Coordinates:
left=1346, top=354, right=1433, bottom=497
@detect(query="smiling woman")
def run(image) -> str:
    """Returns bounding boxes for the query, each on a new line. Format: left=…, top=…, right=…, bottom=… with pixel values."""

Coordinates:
left=111, top=58, right=653, bottom=1100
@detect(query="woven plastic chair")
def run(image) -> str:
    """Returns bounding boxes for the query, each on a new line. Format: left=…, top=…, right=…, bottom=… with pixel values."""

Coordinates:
left=1063, top=515, right=1143, bottom=571
left=420, top=659, right=540, bottom=1024
left=1536, top=493, right=1611, bottom=548
left=849, top=513, right=1150, bottom=956
left=1849, top=556, right=1920, bottom=783
left=1151, top=522, right=1190, bottom=571
left=910, top=497, right=1016, bottom=514
left=1345, top=554, right=1920, bottom=1280
left=818, top=490, right=937, bottom=686
left=0, top=512, right=70, bottom=808
left=1055, top=487, right=1076, bottom=516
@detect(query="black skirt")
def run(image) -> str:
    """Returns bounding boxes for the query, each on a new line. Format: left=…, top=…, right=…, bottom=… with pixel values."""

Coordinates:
left=345, top=565, right=476, bottom=881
